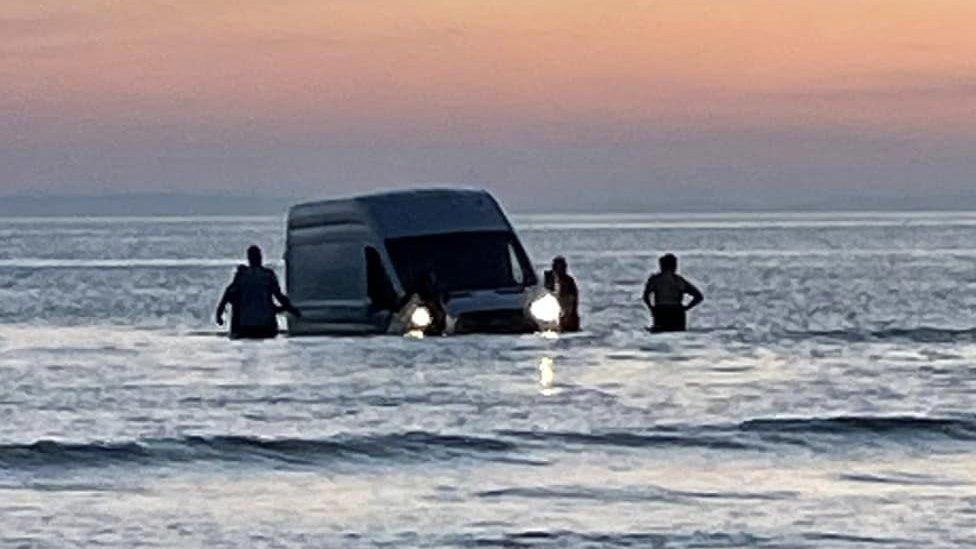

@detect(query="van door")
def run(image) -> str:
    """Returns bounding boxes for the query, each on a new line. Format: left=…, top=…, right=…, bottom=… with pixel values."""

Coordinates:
left=287, top=240, right=368, bottom=331
left=364, top=246, right=399, bottom=330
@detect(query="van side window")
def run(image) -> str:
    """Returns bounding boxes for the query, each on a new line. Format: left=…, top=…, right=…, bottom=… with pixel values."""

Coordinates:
left=365, top=247, right=398, bottom=311
left=508, top=243, right=525, bottom=286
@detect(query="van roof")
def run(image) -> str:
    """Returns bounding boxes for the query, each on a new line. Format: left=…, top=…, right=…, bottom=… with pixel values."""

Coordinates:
left=288, top=188, right=512, bottom=238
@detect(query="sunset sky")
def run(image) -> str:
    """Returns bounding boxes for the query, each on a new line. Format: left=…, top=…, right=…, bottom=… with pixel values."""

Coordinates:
left=3, top=1, right=976, bottom=210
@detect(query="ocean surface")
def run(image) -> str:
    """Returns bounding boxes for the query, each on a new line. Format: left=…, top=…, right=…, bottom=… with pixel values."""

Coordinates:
left=2, top=212, right=976, bottom=547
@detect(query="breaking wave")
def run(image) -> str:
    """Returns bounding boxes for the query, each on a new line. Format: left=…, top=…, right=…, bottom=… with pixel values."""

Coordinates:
left=4, top=415, right=975, bottom=470
left=0, top=432, right=520, bottom=470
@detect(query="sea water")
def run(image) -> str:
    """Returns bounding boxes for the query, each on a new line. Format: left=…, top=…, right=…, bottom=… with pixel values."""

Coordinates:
left=2, top=212, right=976, bottom=547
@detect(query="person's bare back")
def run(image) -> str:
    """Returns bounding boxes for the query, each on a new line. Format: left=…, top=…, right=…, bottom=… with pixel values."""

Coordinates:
left=641, top=254, right=703, bottom=332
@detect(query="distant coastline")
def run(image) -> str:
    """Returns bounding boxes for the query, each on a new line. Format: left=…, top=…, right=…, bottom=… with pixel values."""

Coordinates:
left=0, top=193, right=296, bottom=217
left=2, top=190, right=976, bottom=217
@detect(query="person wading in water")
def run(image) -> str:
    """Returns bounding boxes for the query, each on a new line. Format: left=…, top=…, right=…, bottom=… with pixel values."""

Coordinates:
left=216, top=245, right=301, bottom=339
left=642, top=253, right=703, bottom=333
left=544, top=256, right=580, bottom=332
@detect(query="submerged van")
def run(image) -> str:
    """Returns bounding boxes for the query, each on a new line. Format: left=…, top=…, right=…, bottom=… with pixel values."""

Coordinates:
left=285, top=189, right=560, bottom=335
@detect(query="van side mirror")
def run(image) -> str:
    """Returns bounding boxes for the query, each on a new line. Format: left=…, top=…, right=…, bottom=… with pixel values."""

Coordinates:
left=543, top=270, right=555, bottom=291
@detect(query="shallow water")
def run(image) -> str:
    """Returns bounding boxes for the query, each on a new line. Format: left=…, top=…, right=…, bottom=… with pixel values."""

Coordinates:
left=2, top=212, right=976, bottom=547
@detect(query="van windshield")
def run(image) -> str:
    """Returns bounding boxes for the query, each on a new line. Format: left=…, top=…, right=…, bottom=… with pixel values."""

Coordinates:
left=386, top=231, right=537, bottom=294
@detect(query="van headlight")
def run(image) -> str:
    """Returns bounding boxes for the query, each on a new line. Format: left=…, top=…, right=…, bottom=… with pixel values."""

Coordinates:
left=410, top=306, right=433, bottom=329
left=529, top=293, right=561, bottom=324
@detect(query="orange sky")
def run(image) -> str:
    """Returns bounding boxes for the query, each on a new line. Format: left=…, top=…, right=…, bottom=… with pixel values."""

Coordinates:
left=3, top=1, right=976, bottom=207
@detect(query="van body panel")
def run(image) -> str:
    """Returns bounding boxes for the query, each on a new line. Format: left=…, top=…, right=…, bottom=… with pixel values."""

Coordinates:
left=285, top=188, right=542, bottom=335
left=287, top=224, right=371, bottom=247
left=362, top=189, right=510, bottom=238
left=289, top=320, right=385, bottom=336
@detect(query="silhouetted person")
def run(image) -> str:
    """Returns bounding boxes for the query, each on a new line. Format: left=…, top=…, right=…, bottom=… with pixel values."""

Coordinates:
left=216, top=245, right=301, bottom=339
left=642, top=253, right=703, bottom=333
left=544, top=256, right=580, bottom=332
left=415, top=269, right=447, bottom=334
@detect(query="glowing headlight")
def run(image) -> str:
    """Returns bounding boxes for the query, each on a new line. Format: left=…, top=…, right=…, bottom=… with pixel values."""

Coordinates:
left=410, top=306, right=433, bottom=329
left=529, top=293, right=561, bottom=323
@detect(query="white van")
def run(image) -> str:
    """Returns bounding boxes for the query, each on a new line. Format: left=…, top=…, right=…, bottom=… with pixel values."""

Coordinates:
left=285, top=189, right=560, bottom=335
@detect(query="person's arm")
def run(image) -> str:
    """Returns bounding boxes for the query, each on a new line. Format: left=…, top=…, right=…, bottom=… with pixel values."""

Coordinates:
left=270, top=272, right=302, bottom=317
left=565, top=277, right=579, bottom=314
left=641, top=276, right=654, bottom=310
left=554, top=276, right=580, bottom=318
left=216, top=288, right=231, bottom=325
left=683, top=279, right=704, bottom=311
left=215, top=271, right=240, bottom=325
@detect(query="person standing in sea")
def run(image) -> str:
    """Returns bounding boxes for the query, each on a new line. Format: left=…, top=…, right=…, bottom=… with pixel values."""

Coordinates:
left=641, top=253, right=703, bottom=332
left=544, top=256, right=581, bottom=332
left=216, top=245, right=301, bottom=339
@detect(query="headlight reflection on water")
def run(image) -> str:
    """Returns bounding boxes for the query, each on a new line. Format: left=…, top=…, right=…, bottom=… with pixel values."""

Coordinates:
left=538, top=356, right=560, bottom=396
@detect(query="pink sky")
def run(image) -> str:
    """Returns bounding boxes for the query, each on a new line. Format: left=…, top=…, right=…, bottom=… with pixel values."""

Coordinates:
left=3, top=1, right=976, bottom=209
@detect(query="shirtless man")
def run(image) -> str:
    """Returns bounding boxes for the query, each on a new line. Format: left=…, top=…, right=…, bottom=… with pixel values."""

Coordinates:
left=641, top=253, right=703, bottom=333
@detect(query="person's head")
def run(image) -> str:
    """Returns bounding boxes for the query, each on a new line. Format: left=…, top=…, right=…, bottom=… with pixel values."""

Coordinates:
left=552, top=256, right=568, bottom=275
left=247, top=245, right=263, bottom=267
left=659, top=253, right=677, bottom=273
